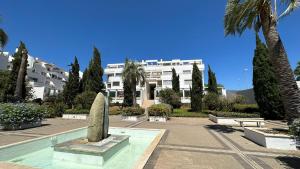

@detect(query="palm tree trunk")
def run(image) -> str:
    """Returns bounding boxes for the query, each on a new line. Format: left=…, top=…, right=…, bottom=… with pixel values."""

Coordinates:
left=132, top=82, right=137, bottom=106
left=260, top=7, right=300, bottom=124
left=14, top=50, right=28, bottom=101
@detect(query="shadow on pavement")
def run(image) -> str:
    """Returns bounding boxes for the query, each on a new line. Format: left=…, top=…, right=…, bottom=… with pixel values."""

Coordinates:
left=276, top=156, right=300, bottom=169
left=205, top=124, right=243, bottom=133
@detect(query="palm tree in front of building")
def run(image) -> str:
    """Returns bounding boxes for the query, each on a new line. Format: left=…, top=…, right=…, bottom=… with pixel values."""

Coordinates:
left=224, top=0, right=300, bottom=123
left=122, top=59, right=146, bottom=106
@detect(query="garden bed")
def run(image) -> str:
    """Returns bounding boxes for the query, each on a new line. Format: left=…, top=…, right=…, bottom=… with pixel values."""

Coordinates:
left=149, top=116, right=167, bottom=122
left=209, top=113, right=264, bottom=126
left=62, top=114, right=89, bottom=120
left=244, top=127, right=297, bottom=150
left=121, top=114, right=144, bottom=121
left=2, top=121, right=42, bottom=130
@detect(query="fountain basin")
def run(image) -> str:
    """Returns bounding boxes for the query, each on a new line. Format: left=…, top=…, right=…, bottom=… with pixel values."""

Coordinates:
left=53, top=135, right=129, bottom=165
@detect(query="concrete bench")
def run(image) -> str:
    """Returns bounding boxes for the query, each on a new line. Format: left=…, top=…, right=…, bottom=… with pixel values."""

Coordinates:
left=235, top=119, right=264, bottom=128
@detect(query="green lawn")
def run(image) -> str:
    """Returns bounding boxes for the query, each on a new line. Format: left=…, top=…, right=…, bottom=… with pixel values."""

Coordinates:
left=171, top=108, right=209, bottom=118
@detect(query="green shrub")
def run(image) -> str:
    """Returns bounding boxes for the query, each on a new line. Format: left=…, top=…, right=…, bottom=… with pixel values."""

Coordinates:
left=289, top=118, right=300, bottom=137
left=172, top=108, right=208, bottom=118
left=204, top=93, right=220, bottom=110
left=158, top=89, right=181, bottom=108
left=122, top=106, right=144, bottom=116
left=208, top=111, right=260, bottom=118
left=233, top=104, right=259, bottom=113
left=74, top=91, right=97, bottom=109
left=65, top=109, right=90, bottom=114
left=148, top=104, right=172, bottom=117
left=40, top=103, right=66, bottom=118
left=109, top=106, right=122, bottom=115
left=0, top=103, right=44, bottom=126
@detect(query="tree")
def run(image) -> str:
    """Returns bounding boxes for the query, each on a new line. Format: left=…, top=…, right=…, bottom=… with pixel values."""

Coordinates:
left=6, top=42, right=25, bottom=100
left=253, top=34, right=285, bottom=119
left=172, top=68, right=180, bottom=93
left=191, top=62, right=203, bottom=111
left=0, top=17, right=8, bottom=50
left=224, top=0, right=300, bottom=123
left=0, top=70, right=9, bottom=102
left=207, top=65, right=218, bottom=94
left=294, top=61, right=300, bottom=81
left=79, top=68, right=88, bottom=93
left=159, top=88, right=181, bottom=108
left=123, top=59, right=134, bottom=107
left=14, top=46, right=28, bottom=101
left=63, top=56, right=80, bottom=108
left=85, top=47, right=105, bottom=93
left=122, top=59, right=145, bottom=106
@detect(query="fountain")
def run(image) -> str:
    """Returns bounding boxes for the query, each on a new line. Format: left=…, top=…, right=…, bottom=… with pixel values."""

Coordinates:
left=53, top=93, right=129, bottom=166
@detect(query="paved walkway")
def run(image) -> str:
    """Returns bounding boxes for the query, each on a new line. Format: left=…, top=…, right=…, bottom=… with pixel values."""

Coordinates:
left=0, top=117, right=299, bottom=169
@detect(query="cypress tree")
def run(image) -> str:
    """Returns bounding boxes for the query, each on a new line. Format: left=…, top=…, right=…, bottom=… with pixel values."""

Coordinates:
left=191, top=62, right=203, bottom=111
left=85, top=47, right=105, bottom=93
left=123, top=59, right=133, bottom=107
left=253, top=34, right=285, bottom=120
left=5, top=42, right=26, bottom=101
left=79, top=68, right=88, bottom=93
left=207, top=65, right=218, bottom=94
left=172, top=68, right=180, bottom=93
left=64, top=56, right=80, bottom=108
left=294, top=61, right=300, bottom=81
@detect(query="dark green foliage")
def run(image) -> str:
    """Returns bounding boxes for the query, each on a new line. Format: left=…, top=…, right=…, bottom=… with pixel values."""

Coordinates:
left=85, top=47, right=105, bottom=93
left=74, top=91, right=97, bottom=109
left=148, top=104, right=172, bottom=117
left=191, top=63, right=203, bottom=111
left=6, top=42, right=27, bottom=101
left=79, top=68, right=88, bottom=93
left=0, top=70, right=10, bottom=102
left=204, top=93, right=219, bottom=110
left=63, top=56, right=80, bottom=108
left=172, top=68, right=180, bottom=93
left=207, top=65, right=218, bottom=94
left=294, top=62, right=300, bottom=81
left=0, top=28, right=8, bottom=49
left=0, top=103, right=44, bottom=127
left=42, top=93, right=65, bottom=117
left=123, top=76, right=133, bottom=107
left=109, top=106, right=122, bottom=115
left=121, top=106, right=144, bottom=116
left=65, top=109, right=90, bottom=114
left=253, top=35, right=285, bottom=120
left=289, top=118, right=300, bottom=137
left=232, top=104, right=259, bottom=113
left=159, top=88, right=181, bottom=108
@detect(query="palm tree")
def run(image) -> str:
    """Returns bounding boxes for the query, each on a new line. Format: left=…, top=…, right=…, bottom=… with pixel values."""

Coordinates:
left=14, top=48, right=28, bottom=101
left=224, top=0, right=300, bottom=123
left=122, top=59, right=146, bottom=106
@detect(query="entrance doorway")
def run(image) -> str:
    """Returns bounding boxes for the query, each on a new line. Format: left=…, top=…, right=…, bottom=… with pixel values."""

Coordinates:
left=149, top=84, right=156, bottom=100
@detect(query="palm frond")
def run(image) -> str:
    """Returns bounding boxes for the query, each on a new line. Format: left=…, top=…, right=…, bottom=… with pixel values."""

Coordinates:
left=278, top=0, right=300, bottom=19
left=0, top=28, right=8, bottom=49
left=224, top=0, right=266, bottom=36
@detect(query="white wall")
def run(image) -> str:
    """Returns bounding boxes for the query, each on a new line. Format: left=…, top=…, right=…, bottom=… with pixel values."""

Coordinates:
left=0, top=52, right=9, bottom=70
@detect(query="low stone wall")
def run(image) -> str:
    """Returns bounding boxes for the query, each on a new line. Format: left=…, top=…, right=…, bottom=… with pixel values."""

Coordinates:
left=121, top=115, right=144, bottom=122
left=209, top=114, right=264, bottom=126
left=3, top=121, right=42, bottom=130
left=62, top=114, right=88, bottom=120
left=149, top=116, right=167, bottom=122
left=244, top=127, right=297, bottom=150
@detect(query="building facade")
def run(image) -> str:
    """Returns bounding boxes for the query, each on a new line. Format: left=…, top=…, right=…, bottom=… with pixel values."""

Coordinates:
left=105, top=59, right=225, bottom=106
left=0, top=52, right=9, bottom=70
left=3, top=52, right=69, bottom=100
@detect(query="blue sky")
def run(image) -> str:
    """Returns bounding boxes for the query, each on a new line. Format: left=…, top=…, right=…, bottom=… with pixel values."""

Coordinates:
left=1, top=0, right=300, bottom=90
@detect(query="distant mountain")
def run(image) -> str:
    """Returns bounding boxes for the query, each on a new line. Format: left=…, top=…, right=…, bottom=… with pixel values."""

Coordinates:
left=227, top=88, right=256, bottom=104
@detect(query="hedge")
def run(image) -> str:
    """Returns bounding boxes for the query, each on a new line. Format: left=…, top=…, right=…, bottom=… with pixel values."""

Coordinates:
left=122, top=106, right=144, bottom=116
left=208, top=111, right=260, bottom=118
left=65, top=109, right=90, bottom=114
left=109, top=106, right=122, bottom=115
left=232, top=104, right=259, bottom=113
left=148, top=104, right=172, bottom=117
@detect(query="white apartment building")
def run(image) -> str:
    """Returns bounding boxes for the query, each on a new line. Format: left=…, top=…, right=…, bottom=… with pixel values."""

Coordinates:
left=104, top=59, right=226, bottom=106
left=3, top=52, right=69, bottom=100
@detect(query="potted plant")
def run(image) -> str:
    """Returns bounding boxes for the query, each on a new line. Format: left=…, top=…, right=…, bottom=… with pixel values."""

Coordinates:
left=121, top=106, right=145, bottom=121
left=148, top=104, right=172, bottom=122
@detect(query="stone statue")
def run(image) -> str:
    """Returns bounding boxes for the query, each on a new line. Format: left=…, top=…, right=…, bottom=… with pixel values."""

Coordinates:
left=87, top=92, right=109, bottom=142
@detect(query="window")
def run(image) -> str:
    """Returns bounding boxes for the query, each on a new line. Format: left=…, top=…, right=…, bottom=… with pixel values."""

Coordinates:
left=184, top=90, right=191, bottom=97
left=118, top=65, right=124, bottom=68
left=183, top=62, right=190, bottom=65
left=109, top=91, right=116, bottom=97
left=115, top=73, right=122, bottom=77
left=163, top=80, right=172, bottom=85
left=163, top=63, right=171, bottom=66
left=163, top=71, right=172, bottom=75
left=117, top=91, right=124, bottom=97
left=136, top=91, right=141, bottom=97
left=184, top=80, right=192, bottom=86
left=183, top=70, right=191, bottom=74
left=113, top=81, right=120, bottom=86
left=180, top=90, right=183, bottom=97
left=41, top=72, right=46, bottom=76
left=107, top=83, right=111, bottom=88
left=147, top=62, right=157, bottom=66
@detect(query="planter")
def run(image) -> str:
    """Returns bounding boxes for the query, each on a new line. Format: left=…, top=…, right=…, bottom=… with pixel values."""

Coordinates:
left=3, top=121, right=42, bottom=130
left=121, top=115, right=144, bottom=121
left=62, top=114, right=89, bottom=120
left=149, top=116, right=167, bottom=122
left=244, top=127, right=297, bottom=150
left=209, top=114, right=264, bottom=127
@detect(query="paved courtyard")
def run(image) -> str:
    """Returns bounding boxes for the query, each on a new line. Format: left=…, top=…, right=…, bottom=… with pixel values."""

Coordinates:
left=0, top=116, right=300, bottom=169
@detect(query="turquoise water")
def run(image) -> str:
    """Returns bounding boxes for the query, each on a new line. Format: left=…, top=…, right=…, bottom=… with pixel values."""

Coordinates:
left=1, top=128, right=160, bottom=169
